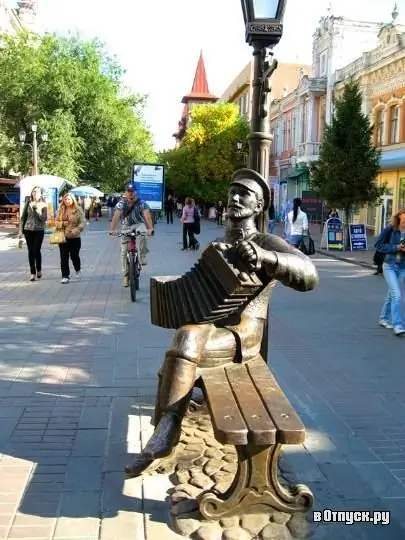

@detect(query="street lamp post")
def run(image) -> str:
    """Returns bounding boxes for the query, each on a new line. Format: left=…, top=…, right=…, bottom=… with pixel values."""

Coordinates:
left=19, top=123, right=48, bottom=176
left=240, top=0, right=287, bottom=363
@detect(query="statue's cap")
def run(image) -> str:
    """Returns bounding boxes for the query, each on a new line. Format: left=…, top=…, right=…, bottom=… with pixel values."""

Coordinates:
left=230, top=168, right=270, bottom=211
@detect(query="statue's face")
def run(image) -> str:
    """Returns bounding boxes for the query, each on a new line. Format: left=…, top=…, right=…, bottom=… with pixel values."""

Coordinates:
left=227, top=183, right=263, bottom=220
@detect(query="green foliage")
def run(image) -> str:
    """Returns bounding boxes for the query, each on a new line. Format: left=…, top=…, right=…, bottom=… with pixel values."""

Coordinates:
left=311, top=80, right=384, bottom=246
left=160, top=102, right=250, bottom=202
left=0, top=31, right=155, bottom=188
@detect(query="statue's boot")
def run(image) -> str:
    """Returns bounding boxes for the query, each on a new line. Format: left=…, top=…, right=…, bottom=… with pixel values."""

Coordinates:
left=125, top=355, right=196, bottom=476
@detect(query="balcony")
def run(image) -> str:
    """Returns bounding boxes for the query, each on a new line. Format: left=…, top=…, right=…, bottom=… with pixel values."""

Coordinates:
left=297, top=142, right=321, bottom=163
left=297, top=76, right=327, bottom=97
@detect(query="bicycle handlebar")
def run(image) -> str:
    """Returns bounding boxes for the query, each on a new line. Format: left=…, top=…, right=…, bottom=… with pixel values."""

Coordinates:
left=110, top=230, right=147, bottom=238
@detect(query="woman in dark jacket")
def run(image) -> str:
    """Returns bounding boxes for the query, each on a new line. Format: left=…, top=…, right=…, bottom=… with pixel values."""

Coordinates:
left=18, top=186, right=47, bottom=281
left=374, top=209, right=405, bottom=336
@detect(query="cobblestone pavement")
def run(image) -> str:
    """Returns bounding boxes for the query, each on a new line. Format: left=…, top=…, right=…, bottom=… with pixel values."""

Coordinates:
left=0, top=218, right=404, bottom=539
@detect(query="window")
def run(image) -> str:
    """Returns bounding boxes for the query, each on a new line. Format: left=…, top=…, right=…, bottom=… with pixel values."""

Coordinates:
left=286, top=117, right=291, bottom=150
left=292, top=113, right=296, bottom=146
left=399, top=178, right=405, bottom=210
left=301, top=100, right=307, bottom=142
left=390, top=106, right=399, bottom=144
left=320, top=50, right=328, bottom=77
left=376, top=109, right=384, bottom=146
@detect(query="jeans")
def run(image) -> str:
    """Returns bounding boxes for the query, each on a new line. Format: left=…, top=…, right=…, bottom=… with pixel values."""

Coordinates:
left=59, top=237, right=81, bottom=278
left=166, top=210, right=173, bottom=224
left=183, top=223, right=196, bottom=249
left=289, top=234, right=303, bottom=247
left=380, top=263, right=405, bottom=329
left=24, top=230, right=44, bottom=274
left=120, top=224, right=148, bottom=276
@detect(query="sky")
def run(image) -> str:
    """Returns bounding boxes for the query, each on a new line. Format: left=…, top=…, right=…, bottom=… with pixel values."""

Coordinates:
left=24, top=0, right=401, bottom=151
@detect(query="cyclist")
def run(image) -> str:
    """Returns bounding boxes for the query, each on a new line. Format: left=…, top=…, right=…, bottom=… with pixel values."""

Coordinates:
left=109, top=184, right=154, bottom=287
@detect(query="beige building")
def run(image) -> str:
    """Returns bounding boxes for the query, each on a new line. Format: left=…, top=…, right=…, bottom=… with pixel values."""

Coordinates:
left=220, top=60, right=311, bottom=121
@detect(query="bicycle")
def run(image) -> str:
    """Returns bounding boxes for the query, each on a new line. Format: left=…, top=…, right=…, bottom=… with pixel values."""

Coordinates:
left=112, top=228, right=146, bottom=302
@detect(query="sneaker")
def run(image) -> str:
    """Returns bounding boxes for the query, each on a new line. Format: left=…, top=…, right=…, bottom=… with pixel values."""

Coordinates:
left=36, top=271, right=42, bottom=279
left=30, top=274, right=36, bottom=282
left=394, top=327, right=405, bottom=336
left=122, top=276, right=129, bottom=287
left=379, top=320, right=393, bottom=329
left=75, top=271, right=81, bottom=280
left=61, top=277, right=70, bottom=284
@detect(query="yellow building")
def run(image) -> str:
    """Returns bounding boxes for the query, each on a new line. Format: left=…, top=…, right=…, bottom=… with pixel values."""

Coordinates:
left=333, top=13, right=405, bottom=233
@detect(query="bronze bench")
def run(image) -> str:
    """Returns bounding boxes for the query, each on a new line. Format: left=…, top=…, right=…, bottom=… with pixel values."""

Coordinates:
left=197, top=356, right=314, bottom=520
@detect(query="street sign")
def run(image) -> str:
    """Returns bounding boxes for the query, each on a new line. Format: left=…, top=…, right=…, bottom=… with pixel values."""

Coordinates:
left=349, top=224, right=368, bottom=251
left=131, top=163, right=165, bottom=211
left=321, top=218, right=344, bottom=250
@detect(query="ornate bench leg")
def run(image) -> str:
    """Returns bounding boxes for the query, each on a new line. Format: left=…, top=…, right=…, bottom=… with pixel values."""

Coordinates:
left=199, top=442, right=314, bottom=520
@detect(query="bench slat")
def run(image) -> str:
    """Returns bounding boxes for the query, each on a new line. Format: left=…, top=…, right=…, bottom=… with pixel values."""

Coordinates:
left=202, top=368, right=248, bottom=445
left=225, top=363, right=276, bottom=445
left=247, top=360, right=305, bottom=444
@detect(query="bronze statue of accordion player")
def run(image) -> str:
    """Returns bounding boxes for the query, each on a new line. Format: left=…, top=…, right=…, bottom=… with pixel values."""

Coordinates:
left=125, top=168, right=319, bottom=477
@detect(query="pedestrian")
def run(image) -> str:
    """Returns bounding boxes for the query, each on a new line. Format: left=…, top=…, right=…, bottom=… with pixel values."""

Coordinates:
left=18, top=186, right=47, bottom=281
left=216, top=201, right=224, bottom=226
left=55, top=193, right=86, bottom=284
left=375, top=209, right=405, bottom=336
left=165, top=195, right=175, bottom=224
left=180, top=197, right=199, bottom=251
left=107, top=195, right=118, bottom=221
left=268, top=202, right=276, bottom=234
left=286, top=198, right=309, bottom=247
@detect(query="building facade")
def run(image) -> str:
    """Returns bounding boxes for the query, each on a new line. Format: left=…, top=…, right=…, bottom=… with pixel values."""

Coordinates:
left=332, top=7, right=405, bottom=233
left=269, top=9, right=390, bottom=219
left=0, top=1, right=38, bottom=34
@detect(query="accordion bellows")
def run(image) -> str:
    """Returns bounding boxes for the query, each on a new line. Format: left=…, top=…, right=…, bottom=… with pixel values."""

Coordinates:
left=150, top=244, right=263, bottom=329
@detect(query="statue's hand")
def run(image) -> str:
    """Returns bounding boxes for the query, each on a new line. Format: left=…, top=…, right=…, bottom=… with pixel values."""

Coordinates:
left=235, top=240, right=262, bottom=272
left=212, top=241, right=232, bottom=252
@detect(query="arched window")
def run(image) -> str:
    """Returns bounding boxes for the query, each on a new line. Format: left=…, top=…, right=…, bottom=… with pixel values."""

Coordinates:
left=376, top=109, right=384, bottom=146
left=390, top=105, right=399, bottom=144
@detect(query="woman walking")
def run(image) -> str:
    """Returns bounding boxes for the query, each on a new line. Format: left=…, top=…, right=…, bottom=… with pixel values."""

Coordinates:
left=55, top=193, right=86, bottom=284
left=375, top=209, right=405, bottom=336
left=180, top=197, right=198, bottom=250
left=286, top=197, right=308, bottom=247
left=19, top=186, right=48, bottom=281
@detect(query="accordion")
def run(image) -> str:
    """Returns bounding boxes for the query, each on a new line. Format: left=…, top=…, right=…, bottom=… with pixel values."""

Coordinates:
left=150, top=244, right=263, bottom=329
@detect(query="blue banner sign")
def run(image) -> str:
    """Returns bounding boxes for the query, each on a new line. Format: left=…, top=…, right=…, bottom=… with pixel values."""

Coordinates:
left=349, top=224, right=367, bottom=251
left=131, top=162, right=165, bottom=211
left=326, top=217, right=344, bottom=250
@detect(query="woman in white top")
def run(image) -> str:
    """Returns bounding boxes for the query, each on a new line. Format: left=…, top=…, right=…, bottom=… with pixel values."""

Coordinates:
left=286, top=198, right=309, bottom=247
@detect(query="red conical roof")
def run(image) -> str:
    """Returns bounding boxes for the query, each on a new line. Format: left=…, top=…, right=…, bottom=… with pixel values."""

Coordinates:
left=182, top=51, right=218, bottom=104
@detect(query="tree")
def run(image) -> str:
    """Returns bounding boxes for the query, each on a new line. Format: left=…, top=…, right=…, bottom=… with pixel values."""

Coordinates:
left=0, top=32, right=155, bottom=188
left=310, top=79, right=384, bottom=249
left=160, top=103, right=250, bottom=202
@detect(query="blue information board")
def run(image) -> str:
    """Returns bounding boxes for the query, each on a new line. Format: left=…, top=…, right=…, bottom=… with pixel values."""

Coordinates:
left=349, top=224, right=367, bottom=251
left=326, top=218, right=344, bottom=250
left=131, top=163, right=165, bottom=211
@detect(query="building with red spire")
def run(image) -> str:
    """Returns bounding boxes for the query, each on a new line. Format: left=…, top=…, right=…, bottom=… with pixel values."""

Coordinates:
left=173, top=51, right=218, bottom=144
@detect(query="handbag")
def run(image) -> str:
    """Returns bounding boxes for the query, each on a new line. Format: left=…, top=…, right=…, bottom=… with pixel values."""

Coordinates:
left=49, top=229, right=66, bottom=245
left=298, top=234, right=315, bottom=256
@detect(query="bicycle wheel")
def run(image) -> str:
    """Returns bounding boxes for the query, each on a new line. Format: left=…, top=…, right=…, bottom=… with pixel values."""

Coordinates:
left=134, top=253, right=140, bottom=290
left=128, top=256, right=136, bottom=302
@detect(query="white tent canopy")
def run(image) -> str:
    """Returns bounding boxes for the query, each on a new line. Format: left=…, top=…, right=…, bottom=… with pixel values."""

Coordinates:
left=70, top=186, right=104, bottom=197
left=15, top=174, right=75, bottom=191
